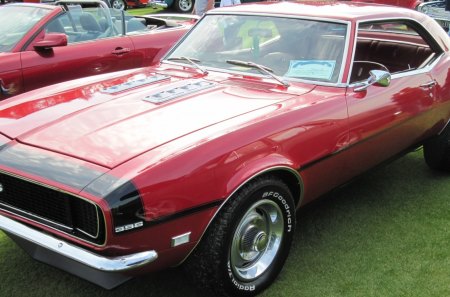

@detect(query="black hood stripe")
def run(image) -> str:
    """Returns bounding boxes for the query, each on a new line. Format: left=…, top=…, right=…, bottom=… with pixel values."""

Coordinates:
left=0, top=143, right=107, bottom=192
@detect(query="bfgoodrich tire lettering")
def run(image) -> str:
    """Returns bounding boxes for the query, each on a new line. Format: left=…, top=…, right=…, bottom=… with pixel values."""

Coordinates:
left=184, top=175, right=296, bottom=297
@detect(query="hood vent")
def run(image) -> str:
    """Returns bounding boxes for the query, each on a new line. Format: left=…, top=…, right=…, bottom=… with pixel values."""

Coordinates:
left=102, top=74, right=170, bottom=94
left=143, top=81, right=216, bottom=104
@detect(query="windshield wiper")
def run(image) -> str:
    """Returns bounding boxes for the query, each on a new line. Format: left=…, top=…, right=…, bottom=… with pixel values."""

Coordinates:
left=166, top=56, right=208, bottom=75
left=226, top=60, right=290, bottom=87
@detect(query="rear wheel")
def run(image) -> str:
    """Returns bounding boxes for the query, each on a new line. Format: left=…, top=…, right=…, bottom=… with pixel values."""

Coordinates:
left=185, top=175, right=296, bottom=297
left=424, top=124, right=450, bottom=172
left=173, top=0, right=193, bottom=12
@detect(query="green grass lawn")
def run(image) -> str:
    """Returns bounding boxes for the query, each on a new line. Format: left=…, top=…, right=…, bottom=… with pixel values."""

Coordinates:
left=128, top=6, right=166, bottom=15
left=1, top=149, right=449, bottom=296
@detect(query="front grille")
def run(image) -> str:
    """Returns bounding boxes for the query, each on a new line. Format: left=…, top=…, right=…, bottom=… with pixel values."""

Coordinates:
left=0, top=171, right=105, bottom=245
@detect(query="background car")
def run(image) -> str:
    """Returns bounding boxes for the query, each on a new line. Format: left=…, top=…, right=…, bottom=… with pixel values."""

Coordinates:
left=0, top=0, right=194, bottom=98
left=148, top=0, right=262, bottom=14
left=125, top=0, right=148, bottom=9
left=417, top=0, right=450, bottom=31
left=0, top=1, right=449, bottom=297
left=109, top=0, right=149, bottom=10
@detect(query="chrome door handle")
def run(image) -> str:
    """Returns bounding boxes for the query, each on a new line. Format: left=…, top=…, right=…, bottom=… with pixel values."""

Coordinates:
left=420, top=80, right=437, bottom=88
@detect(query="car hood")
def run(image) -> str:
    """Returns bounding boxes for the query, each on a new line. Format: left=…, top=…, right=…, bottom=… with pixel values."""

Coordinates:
left=0, top=68, right=313, bottom=168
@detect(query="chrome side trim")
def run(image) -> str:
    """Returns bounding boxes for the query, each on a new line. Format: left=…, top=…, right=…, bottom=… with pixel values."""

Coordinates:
left=0, top=214, right=157, bottom=272
left=176, top=166, right=303, bottom=265
left=438, top=118, right=450, bottom=135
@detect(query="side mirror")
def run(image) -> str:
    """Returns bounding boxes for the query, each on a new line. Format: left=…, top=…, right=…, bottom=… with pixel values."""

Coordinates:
left=33, top=33, right=68, bottom=50
left=354, top=70, right=391, bottom=92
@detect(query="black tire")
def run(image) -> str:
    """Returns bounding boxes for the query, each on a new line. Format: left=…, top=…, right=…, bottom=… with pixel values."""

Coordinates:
left=424, top=124, right=450, bottom=172
left=110, top=0, right=127, bottom=10
left=184, top=175, right=296, bottom=297
left=173, top=0, right=193, bottom=12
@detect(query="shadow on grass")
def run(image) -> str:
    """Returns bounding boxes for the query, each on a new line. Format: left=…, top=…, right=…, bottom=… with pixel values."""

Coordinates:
left=1, top=150, right=449, bottom=297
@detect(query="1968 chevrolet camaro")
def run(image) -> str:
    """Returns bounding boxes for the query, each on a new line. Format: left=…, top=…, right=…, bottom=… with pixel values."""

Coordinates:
left=0, top=1, right=449, bottom=296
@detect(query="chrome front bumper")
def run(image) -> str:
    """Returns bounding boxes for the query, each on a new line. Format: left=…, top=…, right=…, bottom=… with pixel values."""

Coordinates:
left=0, top=214, right=158, bottom=289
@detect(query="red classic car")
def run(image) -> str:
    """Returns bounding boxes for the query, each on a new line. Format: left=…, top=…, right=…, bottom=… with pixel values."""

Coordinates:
left=0, top=1, right=449, bottom=296
left=0, top=0, right=193, bottom=98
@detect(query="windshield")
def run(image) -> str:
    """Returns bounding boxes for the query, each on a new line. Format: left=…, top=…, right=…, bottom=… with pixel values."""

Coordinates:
left=165, top=14, right=348, bottom=83
left=0, top=6, right=51, bottom=52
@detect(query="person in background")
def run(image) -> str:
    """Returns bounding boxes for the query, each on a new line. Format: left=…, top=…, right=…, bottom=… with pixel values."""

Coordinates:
left=220, top=0, right=240, bottom=7
left=193, top=0, right=214, bottom=16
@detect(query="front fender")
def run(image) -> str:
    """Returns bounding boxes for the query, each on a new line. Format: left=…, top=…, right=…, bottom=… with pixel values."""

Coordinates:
left=217, top=153, right=300, bottom=203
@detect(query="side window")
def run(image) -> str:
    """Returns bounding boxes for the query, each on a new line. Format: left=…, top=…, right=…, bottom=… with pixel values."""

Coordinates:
left=46, top=14, right=73, bottom=39
left=350, top=20, right=440, bottom=83
left=45, top=7, right=120, bottom=44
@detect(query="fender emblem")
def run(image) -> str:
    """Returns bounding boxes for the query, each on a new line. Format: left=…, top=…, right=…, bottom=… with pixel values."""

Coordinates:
left=0, top=183, right=3, bottom=192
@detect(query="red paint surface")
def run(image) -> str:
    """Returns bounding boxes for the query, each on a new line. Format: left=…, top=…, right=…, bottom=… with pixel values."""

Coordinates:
left=0, top=1, right=449, bottom=273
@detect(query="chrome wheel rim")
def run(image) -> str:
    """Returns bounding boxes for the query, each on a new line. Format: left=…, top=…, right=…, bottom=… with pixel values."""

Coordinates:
left=230, top=199, right=284, bottom=281
left=112, top=0, right=125, bottom=10
left=178, top=0, right=192, bottom=11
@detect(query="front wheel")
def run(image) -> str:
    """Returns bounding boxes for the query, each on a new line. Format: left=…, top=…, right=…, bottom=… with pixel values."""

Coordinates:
left=185, top=175, right=296, bottom=297
left=110, top=0, right=127, bottom=10
left=173, top=0, right=193, bottom=12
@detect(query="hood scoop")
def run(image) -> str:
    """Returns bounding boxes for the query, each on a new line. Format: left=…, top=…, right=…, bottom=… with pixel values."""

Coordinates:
left=102, top=74, right=170, bottom=94
left=143, top=81, right=216, bottom=104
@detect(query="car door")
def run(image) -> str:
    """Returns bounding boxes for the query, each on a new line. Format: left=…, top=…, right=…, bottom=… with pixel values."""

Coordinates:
left=19, top=7, right=141, bottom=92
left=0, top=53, right=23, bottom=99
left=344, top=20, right=442, bottom=177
